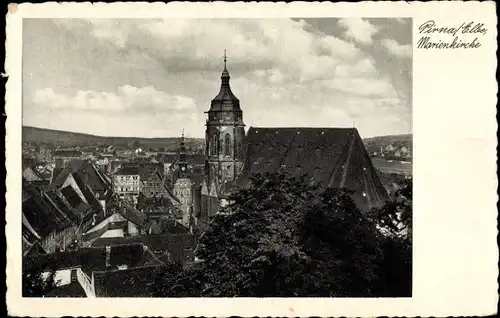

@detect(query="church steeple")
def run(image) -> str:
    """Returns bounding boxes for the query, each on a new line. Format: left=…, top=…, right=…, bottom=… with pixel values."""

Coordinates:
left=210, top=49, right=240, bottom=111
left=178, top=129, right=188, bottom=177
left=204, top=50, right=245, bottom=185
left=221, top=49, right=230, bottom=84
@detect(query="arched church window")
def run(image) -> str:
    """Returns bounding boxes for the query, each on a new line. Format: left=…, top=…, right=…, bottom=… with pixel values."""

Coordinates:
left=211, top=135, right=219, bottom=155
left=224, top=133, right=231, bottom=156
left=218, top=135, right=223, bottom=154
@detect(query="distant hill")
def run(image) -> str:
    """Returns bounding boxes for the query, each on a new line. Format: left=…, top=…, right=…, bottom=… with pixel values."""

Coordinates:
left=22, top=126, right=205, bottom=151
left=23, top=126, right=412, bottom=156
left=363, top=134, right=412, bottom=152
left=363, top=134, right=412, bottom=145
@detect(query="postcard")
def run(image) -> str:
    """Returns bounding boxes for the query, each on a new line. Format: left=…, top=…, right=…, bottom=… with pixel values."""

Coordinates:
left=5, top=1, right=498, bottom=317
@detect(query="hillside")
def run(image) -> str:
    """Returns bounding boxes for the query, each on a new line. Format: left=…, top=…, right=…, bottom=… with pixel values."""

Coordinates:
left=22, top=126, right=205, bottom=151
left=23, top=126, right=412, bottom=156
left=363, top=134, right=412, bottom=155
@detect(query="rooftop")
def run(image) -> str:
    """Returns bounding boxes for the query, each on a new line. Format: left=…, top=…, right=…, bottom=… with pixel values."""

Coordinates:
left=236, top=127, right=390, bottom=211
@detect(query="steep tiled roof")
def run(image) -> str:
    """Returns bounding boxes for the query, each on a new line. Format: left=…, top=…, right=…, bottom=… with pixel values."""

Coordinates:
left=22, top=240, right=47, bottom=257
left=91, top=234, right=195, bottom=265
left=60, top=186, right=92, bottom=217
left=51, top=160, right=112, bottom=195
left=23, top=243, right=162, bottom=273
left=114, top=165, right=140, bottom=176
left=93, top=265, right=163, bottom=297
left=23, top=166, right=44, bottom=182
left=138, top=163, right=164, bottom=180
left=149, top=218, right=190, bottom=235
left=45, top=282, right=87, bottom=298
left=121, top=205, right=148, bottom=228
left=237, top=127, right=390, bottom=211
left=22, top=184, right=72, bottom=237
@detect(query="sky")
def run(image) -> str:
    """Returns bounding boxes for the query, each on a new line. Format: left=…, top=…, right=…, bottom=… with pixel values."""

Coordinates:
left=22, top=18, right=412, bottom=138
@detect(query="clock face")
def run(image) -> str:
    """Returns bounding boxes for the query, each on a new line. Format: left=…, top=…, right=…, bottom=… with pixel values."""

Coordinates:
left=181, top=167, right=186, bottom=171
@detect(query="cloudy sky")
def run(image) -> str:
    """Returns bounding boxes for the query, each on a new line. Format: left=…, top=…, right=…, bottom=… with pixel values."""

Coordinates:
left=22, top=18, right=412, bottom=138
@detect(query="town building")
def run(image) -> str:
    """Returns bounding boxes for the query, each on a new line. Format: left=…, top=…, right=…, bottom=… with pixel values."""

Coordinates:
left=53, top=150, right=83, bottom=165
left=81, top=205, right=150, bottom=244
left=51, top=160, right=114, bottom=214
left=23, top=243, right=164, bottom=297
left=113, top=166, right=140, bottom=204
left=36, top=145, right=53, bottom=163
left=138, top=163, right=167, bottom=198
left=22, top=176, right=104, bottom=253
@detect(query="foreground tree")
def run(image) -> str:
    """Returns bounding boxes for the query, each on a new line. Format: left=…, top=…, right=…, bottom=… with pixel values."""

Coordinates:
left=372, top=177, right=412, bottom=296
left=153, top=172, right=407, bottom=297
left=22, top=264, right=59, bottom=297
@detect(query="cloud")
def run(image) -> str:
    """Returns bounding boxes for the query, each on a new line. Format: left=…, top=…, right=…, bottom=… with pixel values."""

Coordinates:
left=24, top=18, right=412, bottom=138
left=32, top=85, right=197, bottom=113
left=337, top=18, right=379, bottom=45
left=381, top=38, right=412, bottom=58
left=395, top=18, right=410, bottom=24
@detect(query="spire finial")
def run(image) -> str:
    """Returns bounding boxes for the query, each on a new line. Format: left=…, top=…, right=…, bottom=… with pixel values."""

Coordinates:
left=223, top=49, right=227, bottom=68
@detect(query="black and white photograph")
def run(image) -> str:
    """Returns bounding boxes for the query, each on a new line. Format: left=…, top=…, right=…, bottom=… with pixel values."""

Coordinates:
left=19, top=17, right=414, bottom=298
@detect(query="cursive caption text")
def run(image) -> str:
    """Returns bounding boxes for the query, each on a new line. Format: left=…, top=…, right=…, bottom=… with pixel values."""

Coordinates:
left=417, top=20, right=487, bottom=49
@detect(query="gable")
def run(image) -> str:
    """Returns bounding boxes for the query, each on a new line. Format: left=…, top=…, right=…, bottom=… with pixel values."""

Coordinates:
left=62, top=173, right=88, bottom=204
left=85, top=212, right=127, bottom=234
left=23, top=167, right=44, bottom=182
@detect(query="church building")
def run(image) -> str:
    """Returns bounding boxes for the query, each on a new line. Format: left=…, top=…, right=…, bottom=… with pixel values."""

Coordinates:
left=189, top=51, right=390, bottom=230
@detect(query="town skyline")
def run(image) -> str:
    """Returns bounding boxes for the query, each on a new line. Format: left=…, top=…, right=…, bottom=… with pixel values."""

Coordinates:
left=22, top=18, right=412, bottom=139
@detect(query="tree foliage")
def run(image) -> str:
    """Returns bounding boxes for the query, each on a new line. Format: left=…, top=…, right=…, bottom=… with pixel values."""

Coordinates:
left=151, top=172, right=411, bottom=297
left=371, top=177, right=412, bottom=296
left=22, top=264, right=59, bottom=297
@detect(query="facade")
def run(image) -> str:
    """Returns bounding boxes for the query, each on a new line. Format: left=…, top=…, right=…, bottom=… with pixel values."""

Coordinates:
left=82, top=207, right=148, bottom=243
left=173, top=178, right=193, bottom=228
left=139, top=165, right=166, bottom=198
left=113, top=166, right=140, bottom=204
left=205, top=52, right=245, bottom=186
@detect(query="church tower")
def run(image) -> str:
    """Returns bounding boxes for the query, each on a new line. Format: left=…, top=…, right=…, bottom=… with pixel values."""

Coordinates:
left=173, top=130, right=193, bottom=228
left=205, top=50, right=245, bottom=185
left=178, top=130, right=188, bottom=178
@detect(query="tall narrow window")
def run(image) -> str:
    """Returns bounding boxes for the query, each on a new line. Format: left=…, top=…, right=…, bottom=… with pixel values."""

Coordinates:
left=211, top=134, right=218, bottom=155
left=224, top=133, right=231, bottom=156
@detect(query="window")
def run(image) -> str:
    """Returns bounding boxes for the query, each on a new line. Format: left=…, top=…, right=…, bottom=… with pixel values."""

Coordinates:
left=211, top=134, right=219, bottom=155
left=224, top=133, right=231, bottom=156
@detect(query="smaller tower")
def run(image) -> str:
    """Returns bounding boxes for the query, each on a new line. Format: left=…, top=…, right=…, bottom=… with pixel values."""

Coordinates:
left=173, top=129, right=194, bottom=228
left=178, top=130, right=188, bottom=178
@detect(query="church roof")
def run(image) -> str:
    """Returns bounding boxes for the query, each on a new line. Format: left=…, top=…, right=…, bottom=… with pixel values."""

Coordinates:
left=236, top=127, right=390, bottom=211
